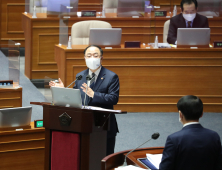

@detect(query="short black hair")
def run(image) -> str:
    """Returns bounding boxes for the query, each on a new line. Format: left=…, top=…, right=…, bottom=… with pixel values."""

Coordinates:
left=177, top=95, right=203, bottom=120
left=180, top=0, right=198, bottom=11
left=84, top=45, right=103, bottom=56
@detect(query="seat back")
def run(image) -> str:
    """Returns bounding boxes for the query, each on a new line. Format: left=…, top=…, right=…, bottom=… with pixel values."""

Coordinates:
left=71, top=20, right=112, bottom=45
left=163, top=20, right=170, bottom=43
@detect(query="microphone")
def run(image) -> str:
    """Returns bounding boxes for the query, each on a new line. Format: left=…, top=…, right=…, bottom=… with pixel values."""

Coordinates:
left=84, top=75, right=91, bottom=108
left=66, top=75, right=82, bottom=88
left=119, top=132, right=160, bottom=167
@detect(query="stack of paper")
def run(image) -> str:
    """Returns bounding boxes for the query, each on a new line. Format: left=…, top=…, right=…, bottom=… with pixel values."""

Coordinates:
left=115, top=165, right=147, bottom=170
left=146, top=154, right=163, bottom=169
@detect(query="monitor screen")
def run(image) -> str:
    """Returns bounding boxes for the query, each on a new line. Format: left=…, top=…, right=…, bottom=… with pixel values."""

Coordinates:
left=117, top=0, right=146, bottom=17
left=47, top=0, right=79, bottom=14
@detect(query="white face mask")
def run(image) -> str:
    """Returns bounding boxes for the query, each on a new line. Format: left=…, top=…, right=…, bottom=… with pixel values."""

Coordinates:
left=182, top=13, right=196, bottom=21
left=85, top=57, right=101, bottom=70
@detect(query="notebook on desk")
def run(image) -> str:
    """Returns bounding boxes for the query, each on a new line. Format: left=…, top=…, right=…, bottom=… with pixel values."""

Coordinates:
left=0, top=106, right=32, bottom=128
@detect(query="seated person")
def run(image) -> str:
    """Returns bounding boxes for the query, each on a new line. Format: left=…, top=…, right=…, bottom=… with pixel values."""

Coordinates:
left=167, top=0, right=209, bottom=44
left=159, top=95, right=222, bottom=170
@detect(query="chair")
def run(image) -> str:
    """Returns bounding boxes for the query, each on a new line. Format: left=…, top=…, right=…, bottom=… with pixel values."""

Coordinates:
left=71, top=20, right=112, bottom=45
left=163, top=20, right=170, bottom=43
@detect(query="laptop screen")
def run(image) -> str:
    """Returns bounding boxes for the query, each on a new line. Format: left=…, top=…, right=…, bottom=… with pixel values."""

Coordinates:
left=177, top=28, right=210, bottom=46
left=89, top=28, right=122, bottom=46
left=0, top=106, right=32, bottom=128
left=51, top=87, right=82, bottom=108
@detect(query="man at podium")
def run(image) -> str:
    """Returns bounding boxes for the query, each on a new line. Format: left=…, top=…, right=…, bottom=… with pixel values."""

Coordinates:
left=159, top=95, right=222, bottom=170
left=49, top=45, right=119, bottom=156
left=167, top=0, right=209, bottom=44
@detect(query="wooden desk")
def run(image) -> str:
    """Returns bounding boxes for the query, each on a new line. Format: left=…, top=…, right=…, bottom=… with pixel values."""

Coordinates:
left=101, top=147, right=164, bottom=170
left=55, top=45, right=222, bottom=112
left=0, top=86, right=22, bottom=109
left=22, top=12, right=222, bottom=80
left=0, top=122, right=45, bottom=170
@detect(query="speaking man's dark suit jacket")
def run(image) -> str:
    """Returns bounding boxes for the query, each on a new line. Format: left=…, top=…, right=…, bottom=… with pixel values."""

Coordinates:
left=159, top=124, right=222, bottom=170
left=167, top=13, right=209, bottom=44
left=73, top=66, right=119, bottom=138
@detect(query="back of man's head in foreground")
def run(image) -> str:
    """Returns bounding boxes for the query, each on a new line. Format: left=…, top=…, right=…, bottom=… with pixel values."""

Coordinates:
left=177, top=95, right=203, bottom=121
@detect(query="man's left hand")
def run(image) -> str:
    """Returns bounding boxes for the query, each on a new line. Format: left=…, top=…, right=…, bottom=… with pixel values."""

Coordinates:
left=81, top=83, right=94, bottom=98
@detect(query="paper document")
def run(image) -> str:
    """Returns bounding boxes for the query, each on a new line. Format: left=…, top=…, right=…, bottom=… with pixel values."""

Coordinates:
left=83, top=106, right=121, bottom=113
left=146, top=154, right=162, bottom=169
left=115, top=165, right=147, bottom=170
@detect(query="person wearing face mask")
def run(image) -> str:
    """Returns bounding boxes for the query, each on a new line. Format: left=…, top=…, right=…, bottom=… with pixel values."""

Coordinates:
left=49, top=45, right=120, bottom=156
left=159, top=95, right=222, bottom=170
left=167, top=0, right=209, bottom=44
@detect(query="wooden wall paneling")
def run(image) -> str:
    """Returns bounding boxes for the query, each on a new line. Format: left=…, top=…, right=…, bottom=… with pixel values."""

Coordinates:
left=0, top=87, right=22, bottom=109
left=1, top=0, right=25, bottom=46
left=0, top=149, right=45, bottom=170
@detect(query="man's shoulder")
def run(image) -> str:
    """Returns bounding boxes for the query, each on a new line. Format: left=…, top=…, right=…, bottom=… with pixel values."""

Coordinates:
left=169, top=125, right=220, bottom=140
left=196, top=13, right=208, bottom=20
left=102, top=66, right=118, bottom=77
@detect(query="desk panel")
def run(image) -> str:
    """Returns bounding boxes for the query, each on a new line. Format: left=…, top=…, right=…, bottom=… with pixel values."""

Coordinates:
left=0, top=122, right=45, bottom=170
left=55, top=45, right=222, bottom=112
left=0, top=87, right=22, bottom=108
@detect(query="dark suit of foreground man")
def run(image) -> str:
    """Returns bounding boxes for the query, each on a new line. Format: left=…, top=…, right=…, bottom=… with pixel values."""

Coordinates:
left=159, top=95, right=222, bottom=170
left=49, top=45, right=119, bottom=156
left=167, top=0, right=209, bottom=44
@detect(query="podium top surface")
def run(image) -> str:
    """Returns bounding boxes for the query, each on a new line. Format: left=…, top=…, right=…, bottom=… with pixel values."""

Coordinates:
left=30, top=102, right=127, bottom=114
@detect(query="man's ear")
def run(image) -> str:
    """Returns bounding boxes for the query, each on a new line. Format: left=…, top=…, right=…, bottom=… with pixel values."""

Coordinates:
left=179, top=110, right=183, bottom=119
left=200, top=112, right=203, bottom=118
left=180, top=7, right=182, bottom=13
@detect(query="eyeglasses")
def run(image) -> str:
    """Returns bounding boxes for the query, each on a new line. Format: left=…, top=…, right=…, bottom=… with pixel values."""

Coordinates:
left=85, top=53, right=100, bottom=58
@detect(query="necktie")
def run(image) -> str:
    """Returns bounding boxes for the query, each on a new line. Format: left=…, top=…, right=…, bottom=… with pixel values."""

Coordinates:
left=188, top=21, right=192, bottom=28
left=90, top=73, right=95, bottom=90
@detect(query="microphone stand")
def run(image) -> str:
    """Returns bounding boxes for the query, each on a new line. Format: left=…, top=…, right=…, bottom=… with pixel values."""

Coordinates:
left=66, top=75, right=82, bottom=88
left=119, top=132, right=160, bottom=168
left=119, top=138, right=153, bottom=167
left=84, top=75, right=91, bottom=108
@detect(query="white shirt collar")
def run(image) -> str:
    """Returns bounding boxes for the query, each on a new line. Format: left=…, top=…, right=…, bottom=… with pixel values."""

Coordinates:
left=88, top=66, right=102, bottom=82
left=183, top=122, right=200, bottom=127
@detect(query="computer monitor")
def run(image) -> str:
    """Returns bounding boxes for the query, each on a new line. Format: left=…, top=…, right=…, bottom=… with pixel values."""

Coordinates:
left=89, top=28, right=122, bottom=46
left=0, top=106, right=32, bottom=128
left=177, top=28, right=210, bottom=48
left=47, top=0, right=79, bottom=16
left=51, top=87, right=82, bottom=108
left=117, top=0, right=145, bottom=17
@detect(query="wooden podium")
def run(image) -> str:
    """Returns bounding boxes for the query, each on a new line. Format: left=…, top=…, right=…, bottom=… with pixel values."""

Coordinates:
left=33, top=102, right=126, bottom=170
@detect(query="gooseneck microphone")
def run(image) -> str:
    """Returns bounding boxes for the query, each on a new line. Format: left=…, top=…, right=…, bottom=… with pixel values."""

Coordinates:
left=119, top=132, right=160, bottom=167
left=84, top=75, right=91, bottom=108
left=66, top=75, right=82, bottom=88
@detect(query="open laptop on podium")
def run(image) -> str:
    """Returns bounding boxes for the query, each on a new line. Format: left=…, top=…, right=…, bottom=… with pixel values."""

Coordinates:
left=177, top=28, right=210, bottom=48
left=51, top=87, right=82, bottom=108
